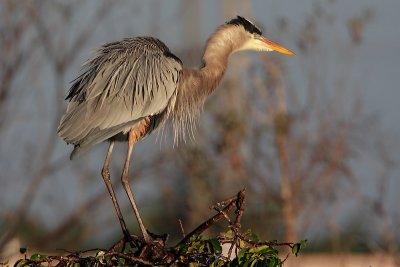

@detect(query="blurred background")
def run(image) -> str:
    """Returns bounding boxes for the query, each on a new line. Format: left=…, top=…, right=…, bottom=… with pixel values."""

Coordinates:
left=0, top=0, right=399, bottom=265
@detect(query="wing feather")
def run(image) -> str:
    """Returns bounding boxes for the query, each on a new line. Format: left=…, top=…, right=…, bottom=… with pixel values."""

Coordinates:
left=58, top=37, right=182, bottom=158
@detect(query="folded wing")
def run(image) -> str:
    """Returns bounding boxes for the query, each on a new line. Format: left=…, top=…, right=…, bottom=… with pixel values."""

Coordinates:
left=57, top=37, right=182, bottom=158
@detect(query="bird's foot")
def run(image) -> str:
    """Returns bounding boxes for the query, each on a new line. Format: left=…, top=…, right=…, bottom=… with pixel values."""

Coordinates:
left=124, top=230, right=139, bottom=250
left=138, top=232, right=169, bottom=261
left=110, top=230, right=140, bottom=252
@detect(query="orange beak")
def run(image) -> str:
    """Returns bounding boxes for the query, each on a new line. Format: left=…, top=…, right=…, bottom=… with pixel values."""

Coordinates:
left=259, top=36, right=296, bottom=56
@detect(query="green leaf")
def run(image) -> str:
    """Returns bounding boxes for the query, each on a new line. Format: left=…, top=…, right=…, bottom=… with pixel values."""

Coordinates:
left=208, top=238, right=222, bottom=254
left=30, top=253, right=47, bottom=261
left=292, top=243, right=300, bottom=256
left=243, top=258, right=253, bottom=267
left=254, top=245, right=269, bottom=253
left=291, top=239, right=307, bottom=256
left=268, top=257, right=278, bottom=267
left=238, top=247, right=249, bottom=264
left=300, top=239, right=308, bottom=249
left=19, top=247, right=27, bottom=254
left=250, top=232, right=260, bottom=243
left=117, top=256, right=125, bottom=265
left=14, top=259, right=30, bottom=267
left=224, top=230, right=234, bottom=238
left=250, top=259, right=259, bottom=267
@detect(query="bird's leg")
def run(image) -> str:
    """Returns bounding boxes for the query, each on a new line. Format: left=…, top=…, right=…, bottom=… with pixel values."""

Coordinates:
left=101, top=141, right=133, bottom=244
left=121, top=131, right=151, bottom=243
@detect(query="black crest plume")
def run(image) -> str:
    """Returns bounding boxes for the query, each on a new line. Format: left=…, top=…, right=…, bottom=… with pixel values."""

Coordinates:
left=226, top=16, right=262, bottom=35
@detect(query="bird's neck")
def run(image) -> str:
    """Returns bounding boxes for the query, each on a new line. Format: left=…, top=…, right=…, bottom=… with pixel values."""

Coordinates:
left=172, top=27, right=238, bottom=141
left=176, top=27, right=237, bottom=104
left=199, top=27, right=235, bottom=94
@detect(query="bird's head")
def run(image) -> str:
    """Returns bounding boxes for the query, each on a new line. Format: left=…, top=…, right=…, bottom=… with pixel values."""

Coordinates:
left=226, top=16, right=295, bottom=56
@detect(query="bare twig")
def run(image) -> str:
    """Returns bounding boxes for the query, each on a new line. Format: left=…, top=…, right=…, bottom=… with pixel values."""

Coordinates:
left=227, top=189, right=246, bottom=259
left=178, top=219, right=186, bottom=238
left=178, top=189, right=246, bottom=246
left=210, top=194, right=240, bottom=210
left=237, top=233, right=298, bottom=249
left=110, top=233, right=143, bottom=252
left=104, top=252, right=153, bottom=266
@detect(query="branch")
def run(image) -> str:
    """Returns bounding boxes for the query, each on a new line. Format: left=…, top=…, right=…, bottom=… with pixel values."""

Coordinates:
left=177, top=189, right=246, bottom=246
left=103, top=252, right=153, bottom=266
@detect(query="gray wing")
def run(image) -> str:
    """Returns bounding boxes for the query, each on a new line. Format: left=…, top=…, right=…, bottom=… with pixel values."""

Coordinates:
left=57, top=37, right=182, bottom=158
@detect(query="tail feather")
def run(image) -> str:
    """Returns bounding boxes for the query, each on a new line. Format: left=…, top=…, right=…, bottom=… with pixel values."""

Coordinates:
left=68, top=119, right=142, bottom=159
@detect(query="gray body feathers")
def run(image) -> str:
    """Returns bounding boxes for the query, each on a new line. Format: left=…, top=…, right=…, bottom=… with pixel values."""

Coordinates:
left=58, top=37, right=182, bottom=159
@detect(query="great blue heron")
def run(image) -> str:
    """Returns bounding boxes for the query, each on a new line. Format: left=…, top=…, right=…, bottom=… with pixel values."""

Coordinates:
left=58, top=16, right=295, bottom=243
